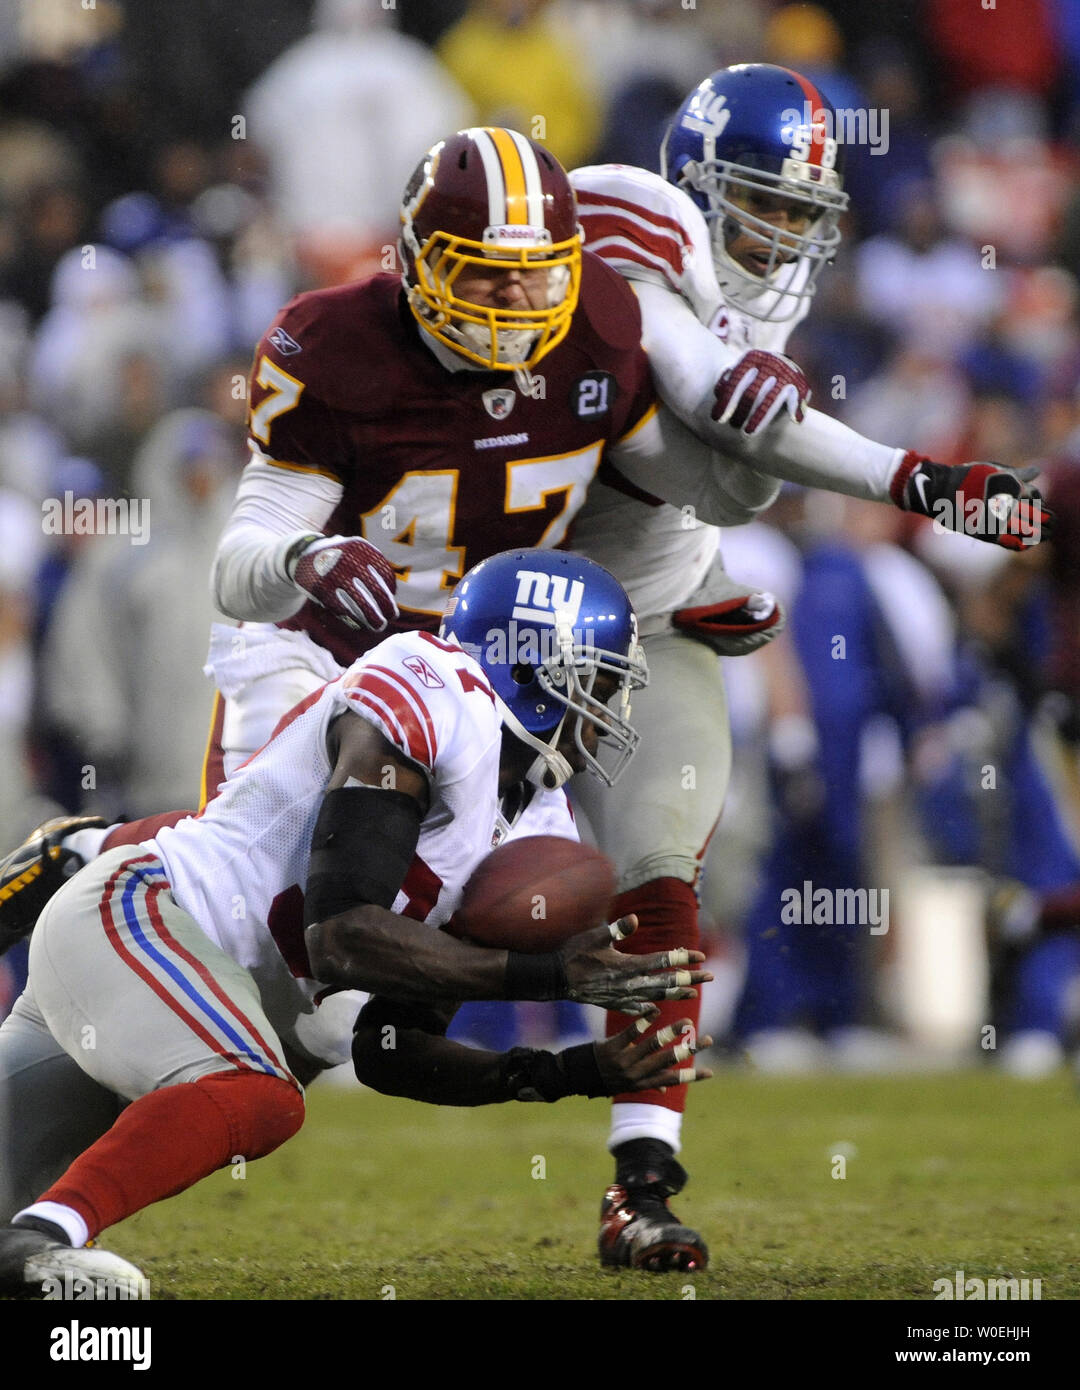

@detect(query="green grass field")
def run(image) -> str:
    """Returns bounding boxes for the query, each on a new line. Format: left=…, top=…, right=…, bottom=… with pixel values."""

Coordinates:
left=103, top=1067, right=1080, bottom=1301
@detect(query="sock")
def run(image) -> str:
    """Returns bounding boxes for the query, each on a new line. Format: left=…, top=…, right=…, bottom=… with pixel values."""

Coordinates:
left=34, top=1071, right=303, bottom=1240
left=11, top=1207, right=81, bottom=1247
left=609, top=1100, right=683, bottom=1153
left=605, top=877, right=702, bottom=1118
left=102, top=811, right=195, bottom=851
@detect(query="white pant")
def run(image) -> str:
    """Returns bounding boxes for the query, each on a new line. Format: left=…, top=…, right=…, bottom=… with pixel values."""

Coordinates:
left=573, top=631, right=731, bottom=891
left=0, top=846, right=298, bottom=1221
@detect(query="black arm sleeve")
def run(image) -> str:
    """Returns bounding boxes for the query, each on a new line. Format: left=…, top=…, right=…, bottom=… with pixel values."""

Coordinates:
left=352, top=995, right=607, bottom=1106
left=304, top=786, right=422, bottom=928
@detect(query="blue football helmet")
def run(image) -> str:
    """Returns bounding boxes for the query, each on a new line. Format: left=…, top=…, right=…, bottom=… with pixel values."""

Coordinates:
left=661, top=63, right=849, bottom=321
left=439, top=549, right=648, bottom=790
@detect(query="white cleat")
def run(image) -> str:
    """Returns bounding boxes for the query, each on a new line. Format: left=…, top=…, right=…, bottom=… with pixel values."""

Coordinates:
left=0, top=1225, right=149, bottom=1299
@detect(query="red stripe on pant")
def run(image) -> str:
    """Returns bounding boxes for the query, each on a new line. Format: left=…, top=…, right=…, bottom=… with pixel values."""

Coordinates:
left=140, top=864, right=293, bottom=1083
left=605, top=877, right=702, bottom=1113
left=98, top=857, right=245, bottom=1072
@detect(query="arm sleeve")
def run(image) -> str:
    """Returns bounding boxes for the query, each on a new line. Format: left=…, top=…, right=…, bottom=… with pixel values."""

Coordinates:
left=209, top=452, right=344, bottom=621
left=605, top=402, right=784, bottom=527
left=634, top=279, right=906, bottom=504
left=353, top=996, right=512, bottom=1106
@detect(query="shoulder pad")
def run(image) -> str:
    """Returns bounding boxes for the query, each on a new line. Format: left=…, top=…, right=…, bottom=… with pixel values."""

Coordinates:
left=571, top=164, right=720, bottom=321
left=339, top=631, right=500, bottom=775
left=256, top=276, right=404, bottom=411
left=573, top=249, right=643, bottom=356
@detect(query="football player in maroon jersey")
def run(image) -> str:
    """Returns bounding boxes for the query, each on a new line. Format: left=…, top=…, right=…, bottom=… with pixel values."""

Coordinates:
left=2, top=128, right=742, bottom=1272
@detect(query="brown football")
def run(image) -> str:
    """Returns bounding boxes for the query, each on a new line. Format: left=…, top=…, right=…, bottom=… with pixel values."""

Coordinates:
left=449, top=836, right=617, bottom=952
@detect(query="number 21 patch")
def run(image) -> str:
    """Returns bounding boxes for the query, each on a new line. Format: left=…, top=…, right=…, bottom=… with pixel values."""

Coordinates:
left=571, top=372, right=616, bottom=418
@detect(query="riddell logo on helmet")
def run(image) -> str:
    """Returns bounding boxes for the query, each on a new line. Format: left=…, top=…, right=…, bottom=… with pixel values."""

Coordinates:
left=486, top=225, right=548, bottom=243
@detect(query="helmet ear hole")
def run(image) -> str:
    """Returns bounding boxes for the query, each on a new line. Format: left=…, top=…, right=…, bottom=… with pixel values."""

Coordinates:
left=511, top=663, right=534, bottom=685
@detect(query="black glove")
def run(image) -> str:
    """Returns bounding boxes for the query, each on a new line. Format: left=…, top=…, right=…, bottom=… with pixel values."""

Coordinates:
left=892, top=452, right=1053, bottom=551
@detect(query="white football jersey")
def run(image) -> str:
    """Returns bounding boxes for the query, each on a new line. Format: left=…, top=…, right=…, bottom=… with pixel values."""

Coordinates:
left=572, top=164, right=811, bottom=352
left=149, top=629, right=575, bottom=1066
left=569, top=164, right=809, bottom=619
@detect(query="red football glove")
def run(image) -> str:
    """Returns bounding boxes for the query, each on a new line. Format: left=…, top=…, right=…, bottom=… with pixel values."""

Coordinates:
left=290, top=534, right=399, bottom=632
left=712, top=349, right=811, bottom=436
left=672, top=590, right=784, bottom=656
left=891, top=452, right=1053, bottom=552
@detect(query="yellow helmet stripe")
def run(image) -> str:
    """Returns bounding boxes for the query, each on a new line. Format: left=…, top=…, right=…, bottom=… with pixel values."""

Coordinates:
left=506, top=127, right=545, bottom=227
left=487, top=126, right=530, bottom=224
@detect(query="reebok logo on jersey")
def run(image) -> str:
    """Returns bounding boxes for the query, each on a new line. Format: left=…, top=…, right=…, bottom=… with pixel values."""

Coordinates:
left=269, top=327, right=302, bottom=355
left=512, top=570, right=584, bottom=627
left=403, top=655, right=444, bottom=689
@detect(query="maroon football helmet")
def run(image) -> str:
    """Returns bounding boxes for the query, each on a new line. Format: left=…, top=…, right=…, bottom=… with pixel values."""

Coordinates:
left=399, top=127, right=583, bottom=370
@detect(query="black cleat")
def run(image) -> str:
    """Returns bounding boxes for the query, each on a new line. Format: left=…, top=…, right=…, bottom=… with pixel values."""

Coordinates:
left=0, top=815, right=106, bottom=956
left=0, top=1222, right=148, bottom=1299
left=598, top=1155, right=708, bottom=1273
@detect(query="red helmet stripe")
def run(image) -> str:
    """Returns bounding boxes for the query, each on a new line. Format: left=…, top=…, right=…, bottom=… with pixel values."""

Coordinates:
left=780, top=66, right=828, bottom=167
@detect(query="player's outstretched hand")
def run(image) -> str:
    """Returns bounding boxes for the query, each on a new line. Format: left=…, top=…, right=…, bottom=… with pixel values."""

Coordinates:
left=712, top=348, right=810, bottom=435
left=559, top=915, right=712, bottom=1015
left=291, top=534, right=400, bottom=631
left=893, top=453, right=1053, bottom=551
left=593, top=1013, right=713, bottom=1093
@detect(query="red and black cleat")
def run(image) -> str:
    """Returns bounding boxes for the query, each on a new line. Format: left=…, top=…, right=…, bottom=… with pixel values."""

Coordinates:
left=0, top=815, right=106, bottom=956
left=598, top=1158, right=708, bottom=1273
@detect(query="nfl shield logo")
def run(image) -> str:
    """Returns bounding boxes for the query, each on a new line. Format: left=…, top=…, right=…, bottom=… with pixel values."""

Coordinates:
left=482, top=388, right=516, bottom=420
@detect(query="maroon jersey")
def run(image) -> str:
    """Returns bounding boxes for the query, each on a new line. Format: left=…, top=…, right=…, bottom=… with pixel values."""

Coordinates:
left=246, top=252, right=656, bottom=664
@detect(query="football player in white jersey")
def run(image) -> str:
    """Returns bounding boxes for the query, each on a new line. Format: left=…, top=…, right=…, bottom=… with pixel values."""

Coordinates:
left=0, top=550, right=713, bottom=1296
left=571, top=63, right=1051, bottom=541
left=566, top=61, right=1051, bottom=1273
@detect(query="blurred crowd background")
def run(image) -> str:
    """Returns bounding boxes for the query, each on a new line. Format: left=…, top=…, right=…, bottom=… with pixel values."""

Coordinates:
left=2, top=0, right=1080, bottom=1075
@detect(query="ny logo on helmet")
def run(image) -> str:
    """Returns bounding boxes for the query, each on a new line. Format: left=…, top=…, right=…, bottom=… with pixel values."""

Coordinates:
left=682, top=92, right=731, bottom=138
left=512, top=570, right=584, bottom=627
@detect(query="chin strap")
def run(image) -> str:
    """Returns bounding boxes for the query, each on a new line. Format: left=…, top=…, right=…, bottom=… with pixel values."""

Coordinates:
left=496, top=697, right=574, bottom=790
left=513, top=365, right=545, bottom=399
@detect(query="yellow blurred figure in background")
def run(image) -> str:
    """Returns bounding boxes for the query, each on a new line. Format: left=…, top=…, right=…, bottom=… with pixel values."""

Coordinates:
left=438, top=0, right=601, bottom=171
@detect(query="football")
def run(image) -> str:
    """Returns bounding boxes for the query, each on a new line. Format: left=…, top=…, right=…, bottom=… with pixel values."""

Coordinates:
left=449, top=835, right=617, bottom=952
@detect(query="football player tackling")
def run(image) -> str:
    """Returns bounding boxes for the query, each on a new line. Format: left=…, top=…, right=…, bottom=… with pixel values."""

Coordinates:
left=565, top=62, right=1051, bottom=1272
left=0, top=550, right=711, bottom=1297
